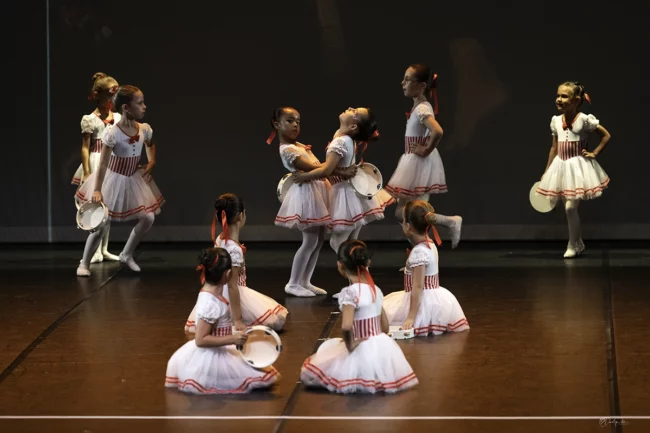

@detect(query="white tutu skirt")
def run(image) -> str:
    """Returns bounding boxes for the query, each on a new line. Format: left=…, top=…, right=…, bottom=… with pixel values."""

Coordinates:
left=75, top=168, right=164, bottom=222
left=300, top=335, right=418, bottom=394
left=536, top=156, right=609, bottom=200
left=275, top=179, right=331, bottom=230
left=385, top=149, right=447, bottom=199
left=375, top=188, right=396, bottom=209
left=185, top=286, right=288, bottom=333
left=71, top=153, right=101, bottom=185
left=165, top=340, right=279, bottom=394
left=384, top=288, right=469, bottom=336
left=328, top=182, right=385, bottom=232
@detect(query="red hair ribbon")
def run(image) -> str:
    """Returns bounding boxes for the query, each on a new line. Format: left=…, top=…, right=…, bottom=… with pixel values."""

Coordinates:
left=429, top=74, right=439, bottom=115
left=355, top=130, right=379, bottom=164
left=109, top=85, right=118, bottom=95
left=211, top=214, right=217, bottom=244
left=357, top=266, right=377, bottom=302
left=221, top=212, right=229, bottom=242
left=196, top=254, right=220, bottom=285
left=266, top=130, right=276, bottom=145
left=583, top=92, right=591, bottom=104
left=424, top=211, right=442, bottom=246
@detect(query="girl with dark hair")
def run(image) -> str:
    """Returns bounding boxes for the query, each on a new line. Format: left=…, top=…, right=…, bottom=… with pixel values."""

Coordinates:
left=75, top=85, right=164, bottom=276
left=385, top=64, right=463, bottom=248
left=300, top=240, right=417, bottom=394
left=166, top=248, right=280, bottom=394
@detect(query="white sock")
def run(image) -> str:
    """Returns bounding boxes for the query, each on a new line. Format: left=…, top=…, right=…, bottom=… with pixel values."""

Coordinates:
left=300, top=227, right=325, bottom=287
left=563, top=198, right=581, bottom=247
left=121, top=213, right=155, bottom=257
left=350, top=226, right=362, bottom=240
left=433, top=213, right=455, bottom=229
left=289, top=228, right=320, bottom=286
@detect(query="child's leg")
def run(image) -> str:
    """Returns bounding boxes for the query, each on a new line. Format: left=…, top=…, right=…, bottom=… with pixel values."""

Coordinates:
left=285, top=227, right=321, bottom=297
left=329, top=228, right=356, bottom=253
left=120, top=213, right=155, bottom=272
left=300, top=226, right=327, bottom=295
left=432, top=213, right=463, bottom=249
left=563, top=198, right=582, bottom=257
left=100, top=224, right=120, bottom=261
left=77, top=226, right=107, bottom=276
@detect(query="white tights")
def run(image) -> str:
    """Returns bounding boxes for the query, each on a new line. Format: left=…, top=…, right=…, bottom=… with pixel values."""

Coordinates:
left=563, top=198, right=582, bottom=246
left=80, top=213, right=155, bottom=267
left=289, top=227, right=325, bottom=287
left=329, top=226, right=362, bottom=253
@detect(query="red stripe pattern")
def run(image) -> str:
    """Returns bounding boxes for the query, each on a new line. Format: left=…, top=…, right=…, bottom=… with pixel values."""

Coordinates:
left=211, top=326, right=233, bottom=337
left=328, top=175, right=344, bottom=184
left=558, top=140, right=587, bottom=160
left=353, top=315, right=381, bottom=339
left=404, top=136, right=428, bottom=154
left=107, top=155, right=141, bottom=176
left=404, top=274, right=439, bottom=292
left=90, top=138, right=103, bottom=153
left=238, top=268, right=246, bottom=286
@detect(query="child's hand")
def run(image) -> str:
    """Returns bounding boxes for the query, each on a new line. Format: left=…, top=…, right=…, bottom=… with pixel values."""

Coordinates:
left=293, top=172, right=309, bottom=184
left=233, top=319, right=247, bottom=332
left=409, top=142, right=428, bottom=156
left=338, top=166, right=358, bottom=179
left=401, top=318, right=414, bottom=331
left=581, top=150, right=596, bottom=159
left=92, top=191, right=103, bottom=203
left=232, top=331, right=248, bottom=346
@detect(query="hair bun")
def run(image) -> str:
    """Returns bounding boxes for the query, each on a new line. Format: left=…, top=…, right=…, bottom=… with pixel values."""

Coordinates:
left=92, top=72, right=107, bottom=83
left=198, top=248, right=216, bottom=267
left=350, top=246, right=370, bottom=267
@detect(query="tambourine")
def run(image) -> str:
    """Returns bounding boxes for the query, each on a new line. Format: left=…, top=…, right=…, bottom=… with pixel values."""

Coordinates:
left=76, top=201, right=109, bottom=233
left=349, top=162, right=383, bottom=199
left=236, top=325, right=282, bottom=369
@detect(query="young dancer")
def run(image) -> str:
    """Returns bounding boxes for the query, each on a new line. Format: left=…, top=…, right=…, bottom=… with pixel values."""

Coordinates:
left=185, top=193, right=288, bottom=333
left=383, top=200, right=469, bottom=335
left=293, top=107, right=385, bottom=253
left=72, top=72, right=121, bottom=263
left=385, top=64, right=463, bottom=248
left=536, top=81, right=611, bottom=257
left=300, top=240, right=418, bottom=394
left=75, top=85, right=164, bottom=276
left=166, top=247, right=280, bottom=394
left=270, top=106, right=353, bottom=297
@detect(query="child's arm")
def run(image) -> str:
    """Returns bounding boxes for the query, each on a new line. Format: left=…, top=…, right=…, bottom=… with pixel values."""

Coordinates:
left=341, top=304, right=360, bottom=352
left=402, top=266, right=424, bottom=330
left=80, top=134, right=92, bottom=182
left=142, top=137, right=156, bottom=176
left=380, top=307, right=390, bottom=334
left=582, top=125, right=611, bottom=159
left=92, top=145, right=112, bottom=203
left=413, top=116, right=444, bottom=157
left=293, top=152, right=342, bottom=183
left=194, top=318, right=247, bottom=348
left=227, top=266, right=247, bottom=332
left=542, top=135, right=559, bottom=179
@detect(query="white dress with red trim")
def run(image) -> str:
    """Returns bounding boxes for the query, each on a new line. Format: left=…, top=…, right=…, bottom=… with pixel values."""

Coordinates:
left=383, top=240, right=469, bottom=336
left=275, top=143, right=331, bottom=230
left=327, top=135, right=385, bottom=232
left=536, top=113, right=609, bottom=200
left=166, top=291, right=279, bottom=394
left=71, top=112, right=121, bottom=185
left=185, top=237, right=288, bottom=333
left=300, top=283, right=418, bottom=394
left=385, top=102, right=447, bottom=199
left=75, top=123, right=164, bottom=222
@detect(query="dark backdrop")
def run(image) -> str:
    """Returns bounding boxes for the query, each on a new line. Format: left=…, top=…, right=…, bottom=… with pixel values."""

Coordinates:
left=4, top=0, right=649, bottom=242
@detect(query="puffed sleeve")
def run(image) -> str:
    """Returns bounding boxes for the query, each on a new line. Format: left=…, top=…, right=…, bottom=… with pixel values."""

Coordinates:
left=414, top=103, right=435, bottom=123
left=550, top=116, right=558, bottom=137
left=195, top=294, right=225, bottom=324
left=280, top=145, right=302, bottom=168
left=141, top=123, right=154, bottom=142
left=406, top=246, right=430, bottom=268
left=224, top=241, right=244, bottom=267
left=101, top=125, right=116, bottom=148
left=80, top=115, right=95, bottom=134
left=337, top=285, right=359, bottom=309
left=582, top=113, right=600, bottom=132
left=326, top=137, right=348, bottom=158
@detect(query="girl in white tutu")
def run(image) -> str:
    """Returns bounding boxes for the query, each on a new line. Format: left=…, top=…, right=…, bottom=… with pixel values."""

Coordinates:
left=72, top=72, right=121, bottom=264
left=269, top=106, right=354, bottom=297
left=383, top=200, right=469, bottom=336
left=185, top=193, right=288, bottom=334
left=293, top=107, right=386, bottom=253
left=300, top=240, right=418, bottom=394
left=167, top=247, right=280, bottom=394
left=536, top=82, right=611, bottom=258
left=385, top=64, right=463, bottom=248
left=75, top=85, right=164, bottom=276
